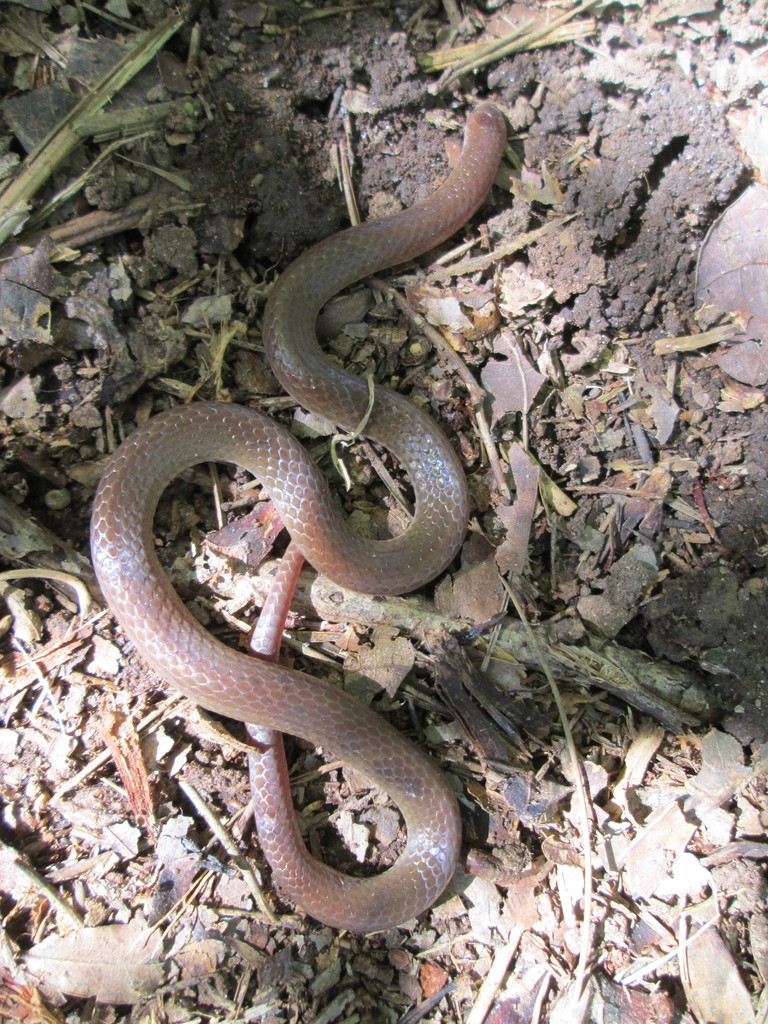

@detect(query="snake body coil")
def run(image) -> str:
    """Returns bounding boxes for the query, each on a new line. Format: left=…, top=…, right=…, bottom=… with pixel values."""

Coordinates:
left=91, top=103, right=506, bottom=931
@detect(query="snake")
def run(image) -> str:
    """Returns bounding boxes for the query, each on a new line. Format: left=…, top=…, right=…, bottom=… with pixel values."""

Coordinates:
left=91, top=101, right=506, bottom=931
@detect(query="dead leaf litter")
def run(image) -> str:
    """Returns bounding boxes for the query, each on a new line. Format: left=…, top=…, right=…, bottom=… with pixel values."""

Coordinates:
left=0, top=1, right=767, bottom=1022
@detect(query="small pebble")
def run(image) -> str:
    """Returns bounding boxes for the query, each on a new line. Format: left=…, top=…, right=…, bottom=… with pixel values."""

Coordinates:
left=44, top=489, right=71, bottom=510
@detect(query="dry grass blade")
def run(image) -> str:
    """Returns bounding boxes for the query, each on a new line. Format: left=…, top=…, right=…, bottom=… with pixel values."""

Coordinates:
left=2, top=843, right=84, bottom=931
left=177, top=779, right=277, bottom=923
left=429, top=216, right=577, bottom=281
left=419, top=0, right=601, bottom=87
left=465, top=929, right=524, bottom=1024
left=502, top=581, right=595, bottom=998
left=0, top=11, right=184, bottom=245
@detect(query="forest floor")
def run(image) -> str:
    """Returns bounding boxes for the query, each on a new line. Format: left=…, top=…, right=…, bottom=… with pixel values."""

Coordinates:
left=0, top=1, right=766, bottom=1022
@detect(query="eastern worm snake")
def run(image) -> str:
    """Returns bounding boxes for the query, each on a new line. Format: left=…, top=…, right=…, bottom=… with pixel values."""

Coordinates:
left=91, top=102, right=506, bottom=931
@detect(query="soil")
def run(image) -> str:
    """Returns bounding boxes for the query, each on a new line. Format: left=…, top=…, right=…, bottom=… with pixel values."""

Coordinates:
left=0, top=1, right=767, bottom=1022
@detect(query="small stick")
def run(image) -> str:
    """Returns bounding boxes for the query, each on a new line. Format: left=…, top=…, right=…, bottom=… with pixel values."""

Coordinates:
left=177, top=779, right=276, bottom=923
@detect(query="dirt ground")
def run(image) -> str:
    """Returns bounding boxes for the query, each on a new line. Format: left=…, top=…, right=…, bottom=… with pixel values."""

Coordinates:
left=0, top=1, right=767, bottom=1022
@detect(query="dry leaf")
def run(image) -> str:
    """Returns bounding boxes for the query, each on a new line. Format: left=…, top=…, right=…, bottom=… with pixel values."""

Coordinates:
left=645, top=384, right=679, bottom=444
left=0, top=239, right=63, bottom=347
left=407, top=282, right=500, bottom=341
left=419, top=292, right=473, bottom=333
left=355, top=626, right=415, bottom=697
left=0, top=374, right=41, bottom=420
left=619, top=799, right=696, bottom=900
left=333, top=809, right=371, bottom=862
left=174, top=938, right=227, bottom=981
left=503, top=773, right=572, bottom=826
left=0, top=975, right=65, bottom=1024
left=495, top=444, right=540, bottom=578
left=578, top=976, right=678, bottom=1024
left=652, top=0, right=718, bottom=24
left=25, top=921, right=164, bottom=1004
left=620, top=466, right=673, bottom=540
left=613, top=726, right=665, bottom=819
left=487, top=3, right=550, bottom=40
left=435, top=533, right=506, bottom=623
left=718, top=379, right=766, bottom=412
left=482, top=330, right=546, bottom=424
left=86, top=635, right=121, bottom=676
left=696, top=184, right=768, bottom=345
left=463, top=875, right=506, bottom=944
left=684, top=924, right=757, bottom=1024
left=498, top=261, right=553, bottom=315
left=728, top=103, right=768, bottom=182
left=503, top=871, right=542, bottom=930
left=686, top=729, right=752, bottom=814
left=712, top=339, right=768, bottom=387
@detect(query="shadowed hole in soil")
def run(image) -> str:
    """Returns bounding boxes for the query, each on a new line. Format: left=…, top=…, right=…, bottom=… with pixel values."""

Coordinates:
left=608, top=133, right=690, bottom=254
left=293, top=95, right=337, bottom=120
